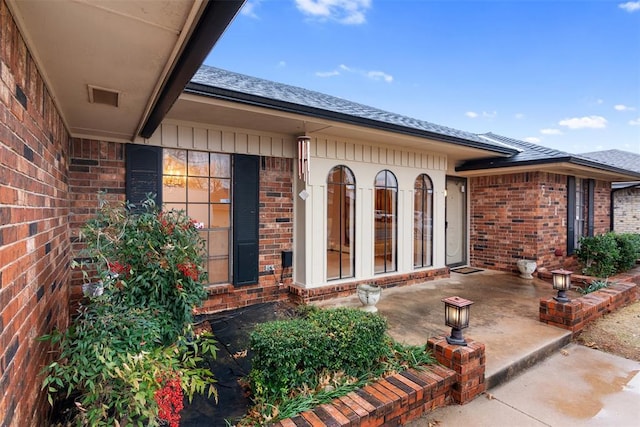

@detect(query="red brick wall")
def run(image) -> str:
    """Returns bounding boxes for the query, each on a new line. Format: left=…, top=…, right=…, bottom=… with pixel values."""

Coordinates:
left=0, top=2, right=71, bottom=424
left=469, top=172, right=611, bottom=274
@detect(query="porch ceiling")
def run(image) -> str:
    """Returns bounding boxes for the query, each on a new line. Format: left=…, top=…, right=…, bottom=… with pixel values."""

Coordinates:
left=6, top=0, right=240, bottom=143
left=167, top=94, right=506, bottom=165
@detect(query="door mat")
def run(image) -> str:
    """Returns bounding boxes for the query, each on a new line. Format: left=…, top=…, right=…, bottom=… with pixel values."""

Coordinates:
left=451, top=267, right=483, bottom=274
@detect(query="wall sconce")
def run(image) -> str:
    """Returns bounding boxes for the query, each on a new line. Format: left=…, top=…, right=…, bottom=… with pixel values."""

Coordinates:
left=442, top=296, right=473, bottom=346
left=551, top=269, right=572, bottom=303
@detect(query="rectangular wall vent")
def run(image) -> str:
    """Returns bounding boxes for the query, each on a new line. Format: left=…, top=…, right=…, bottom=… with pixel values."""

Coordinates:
left=88, top=85, right=120, bottom=107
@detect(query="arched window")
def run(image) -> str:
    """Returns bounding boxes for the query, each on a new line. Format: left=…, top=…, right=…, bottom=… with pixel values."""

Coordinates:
left=374, top=170, right=397, bottom=273
left=327, top=166, right=356, bottom=280
left=414, top=174, right=433, bottom=268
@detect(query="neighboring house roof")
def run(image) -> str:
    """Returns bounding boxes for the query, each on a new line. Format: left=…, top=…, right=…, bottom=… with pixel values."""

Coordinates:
left=580, top=149, right=640, bottom=189
left=186, top=66, right=519, bottom=156
left=455, top=133, right=640, bottom=180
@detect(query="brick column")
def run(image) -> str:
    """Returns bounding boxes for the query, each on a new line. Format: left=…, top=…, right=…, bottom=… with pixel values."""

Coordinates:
left=427, top=336, right=486, bottom=404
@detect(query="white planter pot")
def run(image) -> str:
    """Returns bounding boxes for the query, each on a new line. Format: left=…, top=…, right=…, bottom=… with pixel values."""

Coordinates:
left=517, top=259, right=537, bottom=279
left=357, top=284, right=382, bottom=312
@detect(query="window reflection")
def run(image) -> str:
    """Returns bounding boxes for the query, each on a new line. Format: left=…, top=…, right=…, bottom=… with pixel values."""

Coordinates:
left=414, top=174, right=433, bottom=268
left=327, top=166, right=356, bottom=280
left=375, top=170, right=397, bottom=274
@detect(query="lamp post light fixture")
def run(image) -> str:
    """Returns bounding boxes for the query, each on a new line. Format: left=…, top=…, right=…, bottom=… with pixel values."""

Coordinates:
left=551, top=269, right=572, bottom=303
left=442, top=296, right=474, bottom=346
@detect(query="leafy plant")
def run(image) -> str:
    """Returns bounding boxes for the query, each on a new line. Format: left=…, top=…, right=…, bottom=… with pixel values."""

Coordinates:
left=576, top=232, right=640, bottom=278
left=243, top=307, right=435, bottom=425
left=577, top=279, right=611, bottom=295
left=40, top=194, right=216, bottom=426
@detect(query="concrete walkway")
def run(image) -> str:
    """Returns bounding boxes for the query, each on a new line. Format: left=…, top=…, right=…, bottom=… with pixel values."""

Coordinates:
left=315, top=269, right=640, bottom=426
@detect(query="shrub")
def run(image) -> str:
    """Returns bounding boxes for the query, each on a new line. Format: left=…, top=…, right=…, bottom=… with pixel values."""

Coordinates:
left=576, top=232, right=640, bottom=278
left=576, top=233, right=620, bottom=278
left=249, top=308, right=388, bottom=400
left=40, top=194, right=216, bottom=426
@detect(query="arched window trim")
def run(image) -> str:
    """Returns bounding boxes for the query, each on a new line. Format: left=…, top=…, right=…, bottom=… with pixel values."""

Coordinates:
left=414, top=173, right=434, bottom=269
left=326, top=165, right=356, bottom=280
left=374, top=169, right=398, bottom=274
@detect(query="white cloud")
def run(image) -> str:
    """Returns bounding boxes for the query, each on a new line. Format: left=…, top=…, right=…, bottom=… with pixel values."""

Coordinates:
left=315, top=64, right=393, bottom=82
left=619, top=1, right=640, bottom=12
left=465, top=111, right=479, bottom=118
left=295, top=0, right=371, bottom=24
left=514, top=113, right=525, bottom=119
left=241, top=0, right=261, bottom=18
left=540, top=128, right=563, bottom=135
left=525, top=137, right=541, bottom=143
left=558, top=115, right=608, bottom=129
left=315, top=70, right=340, bottom=77
left=629, top=117, right=640, bottom=126
left=366, top=70, right=393, bottom=83
left=614, top=104, right=636, bottom=111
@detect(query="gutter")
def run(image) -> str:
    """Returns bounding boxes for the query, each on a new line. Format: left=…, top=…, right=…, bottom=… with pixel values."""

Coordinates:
left=139, top=1, right=244, bottom=139
left=184, top=83, right=520, bottom=156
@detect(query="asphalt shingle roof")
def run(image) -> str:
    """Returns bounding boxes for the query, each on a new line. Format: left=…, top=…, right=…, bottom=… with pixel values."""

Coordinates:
left=579, top=149, right=640, bottom=174
left=188, top=66, right=518, bottom=154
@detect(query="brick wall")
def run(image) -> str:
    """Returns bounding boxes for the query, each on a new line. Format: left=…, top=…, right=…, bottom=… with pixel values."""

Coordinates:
left=613, top=186, right=640, bottom=233
left=469, top=172, right=611, bottom=274
left=0, top=2, right=71, bottom=425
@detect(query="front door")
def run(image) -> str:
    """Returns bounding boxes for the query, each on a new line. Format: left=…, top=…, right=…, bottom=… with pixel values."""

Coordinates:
left=445, top=176, right=467, bottom=267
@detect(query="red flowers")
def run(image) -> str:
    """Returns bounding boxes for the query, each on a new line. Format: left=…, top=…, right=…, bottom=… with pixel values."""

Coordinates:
left=154, top=376, right=184, bottom=427
left=107, top=261, right=130, bottom=276
left=178, top=262, right=199, bottom=281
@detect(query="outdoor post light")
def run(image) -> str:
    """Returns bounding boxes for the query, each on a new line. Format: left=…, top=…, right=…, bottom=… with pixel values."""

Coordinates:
left=442, top=296, right=474, bottom=346
left=551, top=269, right=572, bottom=303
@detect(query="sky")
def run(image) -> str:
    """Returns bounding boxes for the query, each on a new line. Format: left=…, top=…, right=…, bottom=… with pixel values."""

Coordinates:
left=204, top=0, right=640, bottom=155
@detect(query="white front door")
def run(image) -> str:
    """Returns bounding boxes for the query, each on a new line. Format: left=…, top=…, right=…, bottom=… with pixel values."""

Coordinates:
left=445, top=176, right=467, bottom=267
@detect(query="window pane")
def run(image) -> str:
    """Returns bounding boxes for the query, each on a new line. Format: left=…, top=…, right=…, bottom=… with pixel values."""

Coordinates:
left=374, top=170, right=397, bottom=274
left=188, top=177, right=209, bottom=203
left=211, top=153, right=231, bottom=178
left=208, top=258, right=229, bottom=283
left=163, top=149, right=186, bottom=175
left=326, top=166, right=355, bottom=280
left=188, top=151, right=209, bottom=177
left=211, top=204, right=230, bottom=228
left=211, top=178, right=230, bottom=203
left=188, top=204, right=209, bottom=228
left=163, top=177, right=186, bottom=202
left=209, top=229, right=230, bottom=256
left=165, top=203, right=186, bottom=212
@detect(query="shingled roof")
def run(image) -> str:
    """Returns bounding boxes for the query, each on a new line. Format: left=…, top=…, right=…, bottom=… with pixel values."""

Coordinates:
left=455, top=133, right=640, bottom=179
left=186, top=66, right=518, bottom=155
left=579, top=149, right=640, bottom=174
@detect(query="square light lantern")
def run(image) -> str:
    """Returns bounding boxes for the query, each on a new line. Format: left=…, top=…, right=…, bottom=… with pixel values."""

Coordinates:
left=442, top=296, right=474, bottom=346
left=551, top=269, right=572, bottom=303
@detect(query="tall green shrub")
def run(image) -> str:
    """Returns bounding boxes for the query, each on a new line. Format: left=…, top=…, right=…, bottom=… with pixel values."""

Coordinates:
left=576, top=232, right=640, bottom=278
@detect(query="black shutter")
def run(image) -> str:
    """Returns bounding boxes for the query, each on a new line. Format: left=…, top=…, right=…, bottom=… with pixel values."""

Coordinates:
left=587, top=179, right=595, bottom=237
left=125, top=144, right=162, bottom=209
left=567, top=176, right=576, bottom=254
left=233, top=154, right=259, bottom=286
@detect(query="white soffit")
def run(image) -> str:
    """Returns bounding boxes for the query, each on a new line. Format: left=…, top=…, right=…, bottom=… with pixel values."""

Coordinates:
left=7, top=0, right=206, bottom=142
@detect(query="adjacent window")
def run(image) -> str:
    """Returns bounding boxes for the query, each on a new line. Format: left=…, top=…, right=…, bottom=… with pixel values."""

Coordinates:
left=414, top=174, right=433, bottom=268
left=327, top=166, right=356, bottom=280
left=162, top=149, right=232, bottom=284
left=567, top=176, right=595, bottom=254
left=374, top=170, right=397, bottom=273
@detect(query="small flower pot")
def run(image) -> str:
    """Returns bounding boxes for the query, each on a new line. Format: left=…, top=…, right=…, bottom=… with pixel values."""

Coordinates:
left=357, top=284, right=382, bottom=312
left=517, top=259, right=537, bottom=279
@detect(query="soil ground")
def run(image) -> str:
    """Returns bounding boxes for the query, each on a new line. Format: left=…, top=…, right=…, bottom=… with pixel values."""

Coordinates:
left=574, top=298, right=640, bottom=362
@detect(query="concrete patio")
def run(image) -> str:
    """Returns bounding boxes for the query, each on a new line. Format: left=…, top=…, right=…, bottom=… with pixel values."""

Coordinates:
left=314, top=268, right=575, bottom=389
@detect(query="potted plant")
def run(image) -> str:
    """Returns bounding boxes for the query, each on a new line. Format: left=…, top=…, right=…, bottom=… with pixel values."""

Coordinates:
left=516, top=258, right=537, bottom=279
left=357, top=283, right=382, bottom=312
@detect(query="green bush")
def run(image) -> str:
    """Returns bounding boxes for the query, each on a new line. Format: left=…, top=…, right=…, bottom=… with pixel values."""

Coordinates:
left=40, top=194, right=216, bottom=426
left=576, top=232, right=640, bottom=278
left=249, top=307, right=387, bottom=400
left=577, top=279, right=610, bottom=295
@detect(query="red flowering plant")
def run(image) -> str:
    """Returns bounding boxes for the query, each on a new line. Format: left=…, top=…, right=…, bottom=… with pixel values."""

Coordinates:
left=41, top=194, right=217, bottom=426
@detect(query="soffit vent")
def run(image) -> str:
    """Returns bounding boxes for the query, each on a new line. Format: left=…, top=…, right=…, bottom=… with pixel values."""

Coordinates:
left=88, top=85, right=120, bottom=107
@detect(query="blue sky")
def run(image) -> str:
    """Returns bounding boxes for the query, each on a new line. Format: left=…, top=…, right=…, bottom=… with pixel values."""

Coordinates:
left=204, top=0, right=640, bottom=155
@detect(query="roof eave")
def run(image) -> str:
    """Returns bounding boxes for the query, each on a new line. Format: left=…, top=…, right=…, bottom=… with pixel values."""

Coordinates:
left=183, top=82, right=519, bottom=156
left=139, top=0, right=244, bottom=139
